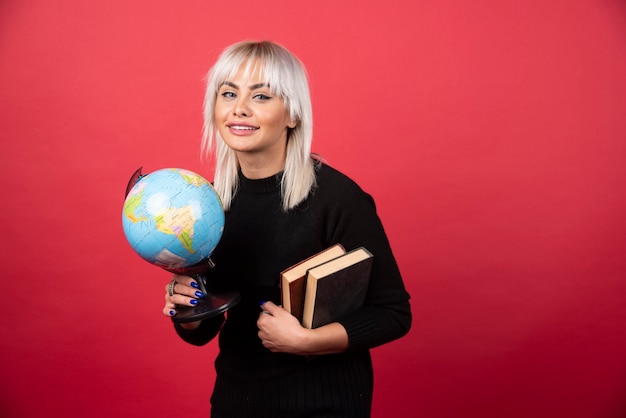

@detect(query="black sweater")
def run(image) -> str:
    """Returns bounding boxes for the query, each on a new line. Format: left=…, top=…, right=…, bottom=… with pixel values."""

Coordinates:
left=174, top=162, right=411, bottom=418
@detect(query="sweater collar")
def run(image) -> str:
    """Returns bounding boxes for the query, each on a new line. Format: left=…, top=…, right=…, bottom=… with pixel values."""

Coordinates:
left=238, top=170, right=282, bottom=194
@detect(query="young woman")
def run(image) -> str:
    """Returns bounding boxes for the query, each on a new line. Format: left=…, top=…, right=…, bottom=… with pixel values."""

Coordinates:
left=163, top=40, right=411, bottom=418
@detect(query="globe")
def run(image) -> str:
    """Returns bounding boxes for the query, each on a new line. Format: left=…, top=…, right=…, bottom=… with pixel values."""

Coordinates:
left=122, top=168, right=224, bottom=272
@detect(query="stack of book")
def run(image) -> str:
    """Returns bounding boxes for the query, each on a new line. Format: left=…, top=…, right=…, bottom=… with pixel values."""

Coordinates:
left=280, top=244, right=373, bottom=329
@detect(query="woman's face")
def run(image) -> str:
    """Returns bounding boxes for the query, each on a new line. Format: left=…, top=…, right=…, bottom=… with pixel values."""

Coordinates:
left=215, top=62, right=295, bottom=169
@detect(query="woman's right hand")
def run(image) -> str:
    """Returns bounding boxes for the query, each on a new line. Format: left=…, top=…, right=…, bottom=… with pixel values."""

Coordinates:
left=163, top=274, right=204, bottom=329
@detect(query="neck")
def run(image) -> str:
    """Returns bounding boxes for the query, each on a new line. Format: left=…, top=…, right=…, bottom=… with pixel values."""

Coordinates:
left=237, top=152, right=285, bottom=179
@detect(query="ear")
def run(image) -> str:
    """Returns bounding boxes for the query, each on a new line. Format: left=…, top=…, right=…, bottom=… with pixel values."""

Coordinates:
left=287, top=119, right=298, bottom=129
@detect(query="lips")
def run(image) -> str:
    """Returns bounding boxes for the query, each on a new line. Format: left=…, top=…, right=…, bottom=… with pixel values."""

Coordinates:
left=226, top=122, right=258, bottom=131
left=225, top=122, right=259, bottom=136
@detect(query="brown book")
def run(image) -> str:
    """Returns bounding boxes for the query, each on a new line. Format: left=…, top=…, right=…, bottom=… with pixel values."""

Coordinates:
left=280, top=244, right=346, bottom=322
left=302, top=247, right=373, bottom=329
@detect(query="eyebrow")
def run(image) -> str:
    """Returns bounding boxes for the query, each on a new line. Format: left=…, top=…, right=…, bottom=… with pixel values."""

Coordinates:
left=220, top=81, right=270, bottom=90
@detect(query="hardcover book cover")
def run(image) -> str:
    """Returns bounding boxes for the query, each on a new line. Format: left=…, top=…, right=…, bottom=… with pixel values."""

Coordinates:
left=302, top=247, right=373, bottom=329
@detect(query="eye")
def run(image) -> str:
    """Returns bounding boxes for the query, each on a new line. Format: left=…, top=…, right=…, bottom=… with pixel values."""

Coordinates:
left=220, top=91, right=236, bottom=99
left=253, top=93, right=272, bottom=101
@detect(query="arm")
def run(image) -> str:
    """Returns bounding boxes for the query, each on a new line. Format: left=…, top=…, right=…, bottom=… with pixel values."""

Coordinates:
left=258, top=165, right=411, bottom=355
left=320, top=169, right=412, bottom=350
left=257, top=301, right=349, bottom=355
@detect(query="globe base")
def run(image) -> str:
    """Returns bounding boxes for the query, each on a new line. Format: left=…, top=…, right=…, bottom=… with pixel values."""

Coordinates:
left=171, top=290, right=241, bottom=323
left=168, top=266, right=240, bottom=323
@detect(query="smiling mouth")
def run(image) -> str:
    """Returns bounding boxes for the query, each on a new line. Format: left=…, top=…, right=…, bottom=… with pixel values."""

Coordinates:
left=228, top=124, right=258, bottom=131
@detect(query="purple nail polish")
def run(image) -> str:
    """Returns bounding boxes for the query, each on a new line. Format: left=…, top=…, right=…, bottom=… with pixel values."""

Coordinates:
left=195, top=291, right=204, bottom=298
left=190, top=299, right=198, bottom=305
left=169, top=310, right=175, bottom=316
left=190, top=282, right=199, bottom=289
left=259, top=300, right=266, bottom=306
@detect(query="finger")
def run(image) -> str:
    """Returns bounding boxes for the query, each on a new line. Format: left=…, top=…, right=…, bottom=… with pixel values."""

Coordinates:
left=258, top=311, right=273, bottom=324
left=162, top=300, right=177, bottom=317
left=162, top=306, right=176, bottom=317
left=165, top=278, right=205, bottom=300
left=168, top=293, right=202, bottom=307
left=260, top=300, right=280, bottom=315
left=258, top=302, right=272, bottom=318
left=173, top=274, right=201, bottom=289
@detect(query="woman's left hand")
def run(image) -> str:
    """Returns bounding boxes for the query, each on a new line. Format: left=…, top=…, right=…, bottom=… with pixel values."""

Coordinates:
left=257, top=301, right=350, bottom=356
left=257, top=301, right=308, bottom=354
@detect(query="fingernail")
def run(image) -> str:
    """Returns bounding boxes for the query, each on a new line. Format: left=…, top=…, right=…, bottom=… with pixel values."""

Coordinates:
left=169, top=310, right=175, bottom=316
left=259, top=300, right=266, bottom=306
left=190, top=282, right=199, bottom=289
left=195, top=291, right=205, bottom=298
left=190, top=299, right=198, bottom=305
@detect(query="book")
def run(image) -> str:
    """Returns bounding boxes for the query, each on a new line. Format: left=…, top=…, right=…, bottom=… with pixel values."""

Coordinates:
left=280, top=244, right=346, bottom=322
left=302, top=247, right=373, bottom=329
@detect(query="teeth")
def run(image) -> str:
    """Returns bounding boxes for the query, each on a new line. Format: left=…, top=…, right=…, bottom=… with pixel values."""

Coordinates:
left=231, top=126, right=256, bottom=130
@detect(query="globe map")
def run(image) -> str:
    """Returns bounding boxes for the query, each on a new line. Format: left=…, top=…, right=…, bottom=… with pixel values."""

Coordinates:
left=122, top=168, right=224, bottom=270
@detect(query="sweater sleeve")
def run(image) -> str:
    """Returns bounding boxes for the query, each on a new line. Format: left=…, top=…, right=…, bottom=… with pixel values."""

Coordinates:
left=319, top=168, right=412, bottom=351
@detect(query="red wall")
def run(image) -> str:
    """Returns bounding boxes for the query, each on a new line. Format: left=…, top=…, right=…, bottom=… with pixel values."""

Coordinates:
left=2, top=1, right=626, bottom=417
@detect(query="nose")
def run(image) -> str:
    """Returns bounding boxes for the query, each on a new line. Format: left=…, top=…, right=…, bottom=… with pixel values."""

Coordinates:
left=233, top=97, right=250, bottom=117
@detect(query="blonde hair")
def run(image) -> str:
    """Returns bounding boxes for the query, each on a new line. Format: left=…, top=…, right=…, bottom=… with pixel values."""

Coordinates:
left=202, top=40, right=316, bottom=211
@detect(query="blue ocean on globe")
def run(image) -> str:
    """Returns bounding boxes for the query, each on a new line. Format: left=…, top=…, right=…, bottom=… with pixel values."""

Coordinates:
left=122, top=168, right=224, bottom=270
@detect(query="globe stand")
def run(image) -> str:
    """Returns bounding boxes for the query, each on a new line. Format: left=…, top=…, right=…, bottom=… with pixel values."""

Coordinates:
left=124, top=167, right=240, bottom=324
left=165, top=258, right=241, bottom=324
left=171, top=275, right=240, bottom=323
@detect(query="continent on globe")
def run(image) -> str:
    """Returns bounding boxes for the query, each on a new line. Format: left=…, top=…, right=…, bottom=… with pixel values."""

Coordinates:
left=179, top=169, right=208, bottom=187
left=153, top=205, right=197, bottom=254
left=122, top=168, right=225, bottom=270
left=122, top=181, right=147, bottom=223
